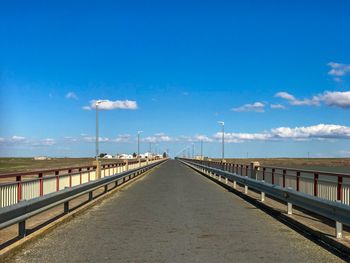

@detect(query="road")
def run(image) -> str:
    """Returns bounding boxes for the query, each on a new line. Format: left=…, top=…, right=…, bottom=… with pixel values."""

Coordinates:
left=4, top=160, right=342, bottom=262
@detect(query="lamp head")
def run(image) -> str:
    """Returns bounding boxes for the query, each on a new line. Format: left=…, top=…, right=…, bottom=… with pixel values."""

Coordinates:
left=218, top=121, right=225, bottom=126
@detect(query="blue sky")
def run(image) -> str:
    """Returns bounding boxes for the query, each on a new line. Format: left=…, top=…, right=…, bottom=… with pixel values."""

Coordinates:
left=1, top=0, right=350, bottom=158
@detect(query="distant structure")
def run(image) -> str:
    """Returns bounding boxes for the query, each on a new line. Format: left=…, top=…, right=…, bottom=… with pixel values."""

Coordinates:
left=34, top=156, right=51, bottom=160
left=116, top=154, right=134, bottom=159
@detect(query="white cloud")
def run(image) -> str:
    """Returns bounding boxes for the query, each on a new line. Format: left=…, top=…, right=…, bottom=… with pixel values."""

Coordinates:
left=144, top=133, right=173, bottom=143
left=232, top=102, right=265, bottom=112
left=39, top=138, right=57, bottom=146
left=82, top=106, right=91, bottom=111
left=328, top=62, right=350, bottom=77
left=64, top=137, right=78, bottom=142
left=270, top=104, right=286, bottom=109
left=65, top=92, right=78, bottom=100
left=214, top=132, right=272, bottom=143
left=193, top=135, right=213, bottom=142
left=178, top=135, right=213, bottom=142
left=213, top=124, right=350, bottom=143
left=275, top=91, right=350, bottom=109
left=275, top=92, right=320, bottom=106
left=320, top=91, right=350, bottom=108
left=271, top=124, right=350, bottom=139
left=11, top=136, right=26, bottom=142
left=83, top=99, right=138, bottom=110
left=82, top=136, right=110, bottom=143
left=111, top=134, right=132, bottom=143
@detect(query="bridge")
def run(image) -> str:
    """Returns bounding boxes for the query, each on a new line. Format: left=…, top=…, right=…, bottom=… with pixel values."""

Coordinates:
left=0, top=159, right=349, bottom=262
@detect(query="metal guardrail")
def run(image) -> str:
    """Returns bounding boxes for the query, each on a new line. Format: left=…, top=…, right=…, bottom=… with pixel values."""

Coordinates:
left=0, top=159, right=167, bottom=240
left=181, top=158, right=350, bottom=205
left=179, top=158, right=350, bottom=239
left=0, top=159, right=160, bottom=208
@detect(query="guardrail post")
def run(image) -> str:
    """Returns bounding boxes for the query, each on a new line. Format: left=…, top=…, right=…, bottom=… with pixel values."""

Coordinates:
left=283, top=169, right=286, bottom=188
left=104, top=185, right=108, bottom=193
left=260, top=180, right=265, bottom=202
left=225, top=177, right=228, bottom=184
left=18, top=220, right=26, bottom=237
left=64, top=201, right=69, bottom=213
left=261, top=191, right=265, bottom=202
left=88, top=191, right=93, bottom=201
left=244, top=185, right=248, bottom=194
left=218, top=175, right=222, bottom=181
left=287, top=202, right=292, bottom=215
left=335, top=200, right=343, bottom=238
left=233, top=181, right=237, bottom=189
left=286, top=188, right=293, bottom=215
left=271, top=168, right=275, bottom=185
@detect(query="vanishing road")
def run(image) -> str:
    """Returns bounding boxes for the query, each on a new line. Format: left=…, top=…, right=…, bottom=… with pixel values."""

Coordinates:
left=5, top=160, right=342, bottom=262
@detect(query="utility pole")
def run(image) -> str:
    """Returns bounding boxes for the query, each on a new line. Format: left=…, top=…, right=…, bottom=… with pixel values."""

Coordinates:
left=192, top=143, right=195, bottom=158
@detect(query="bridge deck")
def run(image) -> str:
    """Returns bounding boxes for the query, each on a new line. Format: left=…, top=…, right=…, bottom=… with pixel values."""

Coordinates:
left=4, top=160, right=341, bottom=262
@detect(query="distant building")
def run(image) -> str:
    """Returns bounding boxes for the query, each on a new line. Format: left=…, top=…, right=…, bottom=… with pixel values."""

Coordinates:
left=140, top=152, right=153, bottom=159
left=103, top=154, right=113, bottom=159
left=116, top=154, right=134, bottom=159
left=34, top=156, right=51, bottom=160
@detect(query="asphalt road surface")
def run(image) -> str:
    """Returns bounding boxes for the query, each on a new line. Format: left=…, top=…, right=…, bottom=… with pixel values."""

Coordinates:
left=4, top=160, right=343, bottom=262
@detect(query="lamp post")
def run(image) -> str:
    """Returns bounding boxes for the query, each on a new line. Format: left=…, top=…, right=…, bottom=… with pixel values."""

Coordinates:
left=218, top=121, right=225, bottom=160
left=137, top=131, right=143, bottom=166
left=192, top=143, right=194, bottom=158
left=200, top=139, right=203, bottom=159
left=137, top=131, right=143, bottom=157
left=94, top=100, right=106, bottom=180
left=95, top=100, right=105, bottom=160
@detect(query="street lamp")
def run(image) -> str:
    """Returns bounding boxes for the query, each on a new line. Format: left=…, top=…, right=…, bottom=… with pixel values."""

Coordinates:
left=218, top=121, right=225, bottom=160
left=95, top=100, right=106, bottom=160
left=200, top=139, right=203, bottom=159
left=137, top=131, right=143, bottom=157
left=192, top=143, right=195, bottom=159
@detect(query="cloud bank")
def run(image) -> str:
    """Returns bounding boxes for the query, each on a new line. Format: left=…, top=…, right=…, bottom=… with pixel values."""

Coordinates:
left=275, top=91, right=350, bottom=109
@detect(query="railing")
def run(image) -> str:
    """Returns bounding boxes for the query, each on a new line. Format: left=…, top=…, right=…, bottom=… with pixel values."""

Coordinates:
left=181, top=158, right=350, bottom=205
left=0, top=158, right=160, bottom=208
left=178, top=158, right=350, bottom=239
left=0, top=158, right=167, bottom=241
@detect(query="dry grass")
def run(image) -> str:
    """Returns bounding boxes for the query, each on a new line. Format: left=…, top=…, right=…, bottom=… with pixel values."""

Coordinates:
left=0, top=157, right=120, bottom=174
left=211, top=158, right=350, bottom=173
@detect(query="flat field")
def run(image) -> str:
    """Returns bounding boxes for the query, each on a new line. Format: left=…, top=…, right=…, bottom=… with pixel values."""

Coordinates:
left=0, top=157, right=119, bottom=174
